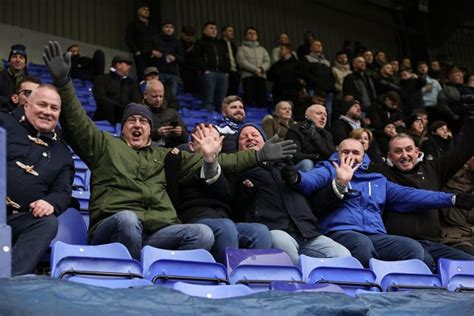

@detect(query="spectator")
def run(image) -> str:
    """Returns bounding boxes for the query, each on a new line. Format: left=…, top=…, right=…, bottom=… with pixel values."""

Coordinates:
left=1, top=76, right=41, bottom=113
left=404, top=114, right=426, bottom=147
left=349, top=127, right=383, bottom=163
left=375, top=118, right=399, bottom=155
left=216, top=95, right=246, bottom=153
left=429, top=59, right=442, bottom=81
left=237, top=27, right=271, bottom=108
left=221, top=25, right=240, bottom=96
left=125, top=2, right=156, bottom=79
left=139, top=66, right=160, bottom=93
left=460, top=73, right=474, bottom=116
left=342, top=56, right=377, bottom=112
left=421, top=120, right=453, bottom=161
left=93, top=56, right=142, bottom=124
left=399, top=68, right=426, bottom=116
left=284, top=138, right=474, bottom=267
left=0, top=44, right=29, bottom=106
left=374, top=63, right=400, bottom=95
left=296, top=31, right=315, bottom=60
left=401, top=57, right=412, bottom=71
left=389, top=58, right=401, bottom=86
left=262, top=100, right=295, bottom=141
left=149, top=22, right=183, bottom=104
left=362, top=49, right=376, bottom=78
left=437, top=67, right=466, bottom=133
left=233, top=124, right=351, bottom=264
left=331, top=99, right=363, bottom=146
left=67, top=44, right=105, bottom=81
left=193, top=21, right=230, bottom=111
left=417, top=61, right=442, bottom=120
left=179, top=26, right=199, bottom=95
left=267, top=44, right=301, bottom=106
left=285, top=104, right=334, bottom=171
left=332, top=51, right=352, bottom=100
left=271, top=33, right=297, bottom=63
left=143, top=80, right=187, bottom=148
left=43, top=41, right=296, bottom=259
left=373, top=51, right=387, bottom=72
left=168, top=125, right=272, bottom=263
left=1, top=85, right=73, bottom=275
left=368, top=91, right=404, bottom=132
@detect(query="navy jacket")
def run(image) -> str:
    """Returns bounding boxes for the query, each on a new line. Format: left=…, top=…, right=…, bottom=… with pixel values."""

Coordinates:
left=0, top=108, right=73, bottom=215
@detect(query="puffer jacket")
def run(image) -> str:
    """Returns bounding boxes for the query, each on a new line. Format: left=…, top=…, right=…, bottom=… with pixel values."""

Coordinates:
left=236, top=40, right=271, bottom=79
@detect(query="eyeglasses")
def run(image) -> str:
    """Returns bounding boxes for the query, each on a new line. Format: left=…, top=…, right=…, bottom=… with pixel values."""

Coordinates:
left=18, top=89, right=32, bottom=97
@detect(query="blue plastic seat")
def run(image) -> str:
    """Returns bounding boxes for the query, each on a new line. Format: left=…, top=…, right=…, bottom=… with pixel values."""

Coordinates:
left=299, top=255, right=380, bottom=296
left=173, top=282, right=253, bottom=299
left=51, top=241, right=146, bottom=288
left=225, top=248, right=302, bottom=292
left=369, top=258, right=442, bottom=292
left=270, top=281, right=345, bottom=294
left=67, top=276, right=152, bottom=288
left=141, top=246, right=228, bottom=286
left=94, top=120, right=116, bottom=134
left=438, top=258, right=474, bottom=292
left=50, top=208, right=88, bottom=246
left=72, top=190, right=90, bottom=211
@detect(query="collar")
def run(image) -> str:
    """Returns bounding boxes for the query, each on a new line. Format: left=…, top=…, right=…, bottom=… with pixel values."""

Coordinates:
left=110, top=68, right=128, bottom=79
left=14, top=108, right=58, bottom=142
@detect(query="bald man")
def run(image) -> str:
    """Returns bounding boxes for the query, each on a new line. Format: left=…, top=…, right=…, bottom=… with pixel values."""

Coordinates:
left=282, top=138, right=474, bottom=267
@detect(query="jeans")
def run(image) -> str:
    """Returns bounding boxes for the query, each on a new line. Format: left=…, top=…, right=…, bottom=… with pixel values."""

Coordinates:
left=329, top=230, right=425, bottom=267
left=271, top=230, right=351, bottom=265
left=295, top=159, right=314, bottom=172
left=90, top=211, right=214, bottom=260
left=159, top=73, right=179, bottom=98
left=202, top=71, right=228, bottom=111
left=196, top=218, right=272, bottom=263
left=419, top=240, right=474, bottom=271
left=9, top=212, right=58, bottom=276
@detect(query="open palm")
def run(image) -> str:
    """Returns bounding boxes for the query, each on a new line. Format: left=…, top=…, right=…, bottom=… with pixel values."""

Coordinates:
left=191, top=124, right=224, bottom=162
left=332, top=154, right=361, bottom=186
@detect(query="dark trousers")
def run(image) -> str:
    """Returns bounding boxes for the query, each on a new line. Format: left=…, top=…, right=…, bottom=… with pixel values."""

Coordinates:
left=419, top=240, right=474, bottom=271
left=242, top=76, right=267, bottom=108
left=227, top=71, right=241, bottom=96
left=8, top=212, right=58, bottom=276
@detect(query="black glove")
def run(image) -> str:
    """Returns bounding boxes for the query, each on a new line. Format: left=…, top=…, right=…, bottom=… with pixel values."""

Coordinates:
left=256, top=135, right=297, bottom=162
left=454, top=193, right=474, bottom=210
left=43, top=41, right=71, bottom=86
left=281, top=158, right=300, bottom=185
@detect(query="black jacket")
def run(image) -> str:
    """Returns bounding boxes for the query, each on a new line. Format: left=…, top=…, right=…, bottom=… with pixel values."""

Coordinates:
left=300, top=59, right=335, bottom=93
left=399, top=77, right=426, bottom=115
left=0, top=108, right=73, bottom=215
left=330, top=118, right=354, bottom=146
left=93, top=71, right=142, bottom=124
left=267, top=56, right=301, bottom=99
left=193, top=35, right=230, bottom=73
left=368, top=99, right=404, bottom=132
left=342, top=72, right=377, bottom=110
left=371, top=118, right=474, bottom=241
left=125, top=19, right=157, bottom=55
left=150, top=33, right=184, bottom=75
left=285, top=121, right=335, bottom=164
left=148, top=101, right=188, bottom=148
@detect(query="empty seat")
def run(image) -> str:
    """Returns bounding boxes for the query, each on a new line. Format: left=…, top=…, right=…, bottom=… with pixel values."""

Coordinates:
left=50, top=208, right=88, bottom=246
left=438, top=258, right=474, bottom=292
left=173, top=282, right=253, bottom=299
left=225, top=248, right=302, bottom=292
left=141, top=246, right=228, bottom=286
left=72, top=190, right=90, bottom=211
left=270, top=281, right=345, bottom=294
left=369, top=258, right=442, bottom=292
left=299, top=255, right=380, bottom=296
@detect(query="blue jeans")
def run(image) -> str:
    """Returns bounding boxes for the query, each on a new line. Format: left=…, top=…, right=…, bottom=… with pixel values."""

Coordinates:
left=90, top=211, right=214, bottom=260
left=329, top=230, right=425, bottom=267
left=271, top=230, right=351, bottom=265
left=202, top=71, right=228, bottom=111
left=419, top=240, right=474, bottom=271
left=196, top=218, right=272, bottom=263
left=9, top=212, right=58, bottom=276
left=295, top=159, right=314, bottom=172
left=159, top=73, right=179, bottom=98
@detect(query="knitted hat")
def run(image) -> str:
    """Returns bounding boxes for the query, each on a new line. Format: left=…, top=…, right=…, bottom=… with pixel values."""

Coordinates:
left=9, top=44, right=27, bottom=62
left=430, top=120, right=447, bottom=133
left=339, top=100, right=358, bottom=115
left=121, top=103, right=154, bottom=130
left=404, top=114, right=422, bottom=128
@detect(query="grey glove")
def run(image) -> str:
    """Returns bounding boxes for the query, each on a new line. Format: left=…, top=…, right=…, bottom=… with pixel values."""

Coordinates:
left=43, top=41, right=71, bottom=86
left=256, top=135, right=297, bottom=162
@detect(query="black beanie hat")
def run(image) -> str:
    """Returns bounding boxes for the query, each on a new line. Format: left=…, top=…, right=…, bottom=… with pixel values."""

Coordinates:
left=339, top=100, right=357, bottom=115
left=9, top=44, right=27, bottom=62
left=404, top=114, right=422, bottom=129
left=121, top=103, right=154, bottom=130
left=430, top=120, right=447, bottom=133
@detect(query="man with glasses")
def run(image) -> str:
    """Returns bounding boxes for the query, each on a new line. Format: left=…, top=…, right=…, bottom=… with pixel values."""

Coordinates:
left=3, top=76, right=42, bottom=112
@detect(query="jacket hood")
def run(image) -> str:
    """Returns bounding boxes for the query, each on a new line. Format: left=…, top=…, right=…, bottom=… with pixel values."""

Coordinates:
left=242, top=40, right=261, bottom=48
left=328, top=151, right=371, bottom=170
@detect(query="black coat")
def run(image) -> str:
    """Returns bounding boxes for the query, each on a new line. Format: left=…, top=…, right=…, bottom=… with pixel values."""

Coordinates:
left=231, top=162, right=321, bottom=239
left=0, top=68, right=28, bottom=106
left=330, top=118, right=354, bottom=146
left=150, top=33, right=184, bottom=75
left=368, top=100, right=404, bottom=132
left=193, top=36, right=230, bottom=73
left=93, top=72, right=142, bottom=124
left=267, top=56, right=301, bottom=100
left=149, top=101, right=188, bottom=148
left=399, top=77, right=426, bottom=115
left=371, top=118, right=474, bottom=241
left=342, top=72, right=377, bottom=110
left=0, top=108, right=73, bottom=215
left=125, top=19, right=157, bottom=55
left=300, top=59, right=335, bottom=93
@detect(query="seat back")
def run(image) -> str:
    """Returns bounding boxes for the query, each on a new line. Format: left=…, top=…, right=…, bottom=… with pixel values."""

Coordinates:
left=225, top=248, right=294, bottom=275
left=438, top=258, right=474, bottom=291
left=298, top=255, right=363, bottom=281
left=50, top=208, right=88, bottom=246
left=141, top=246, right=216, bottom=272
left=173, top=282, right=253, bottom=299
left=369, top=258, right=432, bottom=284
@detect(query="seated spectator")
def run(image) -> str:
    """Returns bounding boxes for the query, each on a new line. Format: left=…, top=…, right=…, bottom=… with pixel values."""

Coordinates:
left=294, top=90, right=326, bottom=122
left=93, top=56, right=142, bottom=124
left=417, top=61, right=442, bottom=120
left=362, top=49, right=376, bottom=78
left=233, top=124, right=351, bottom=264
left=332, top=51, right=351, bottom=100
left=267, top=44, right=301, bottom=106
left=375, top=118, right=399, bottom=155
left=67, top=44, right=105, bottom=81
left=283, top=138, right=474, bottom=267
left=296, top=31, right=315, bottom=60
left=342, top=56, right=376, bottom=112
left=421, top=120, right=453, bottom=161
left=399, top=68, right=425, bottom=115
left=216, top=95, right=246, bottom=153
left=389, top=59, right=401, bottom=86
left=262, top=100, right=295, bottom=141
left=368, top=91, right=404, bottom=132
left=404, top=114, right=426, bottom=147
left=349, top=127, right=383, bottom=163
left=143, top=80, right=187, bottom=147
left=440, top=156, right=474, bottom=255
left=168, top=125, right=272, bottom=263
left=429, top=59, right=442, bottom=81
left=139, top=66, right=160, bottom=93
left=285, top=104, right=334, bottom=171
left=237, top=27, right=271, bottom=108
left=0, top=44, right=29, bottom=107
left=1, top=76, right=41, bottom=113
left=437, top=67, right=465, bottom=134
left=331, top=99, right=363, bottom=146
left=271, top=33, right=297, bottom=63
left=1, top=84, right=73, bottom=275
left=373, top=51, right=387, bottom=72
left=374, top=63, right=400, bottom=95
left=401, top=57, right=412, bottom=71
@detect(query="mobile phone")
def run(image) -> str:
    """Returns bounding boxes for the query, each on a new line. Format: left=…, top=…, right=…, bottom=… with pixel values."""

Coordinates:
left=170, top=121, right=179, bottom=127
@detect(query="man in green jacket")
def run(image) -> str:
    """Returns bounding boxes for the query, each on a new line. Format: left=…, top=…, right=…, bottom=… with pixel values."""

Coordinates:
left=43, top=41, right=296, bottom=259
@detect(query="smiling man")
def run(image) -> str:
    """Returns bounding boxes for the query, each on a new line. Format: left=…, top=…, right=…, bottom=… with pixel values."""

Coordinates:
left=0, top=44, right=29, bottom=107
left=1, top=84, right=73, bottom=275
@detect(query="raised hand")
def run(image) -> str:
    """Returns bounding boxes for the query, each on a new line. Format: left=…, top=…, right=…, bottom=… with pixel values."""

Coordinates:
left=191, top=123, right=224, bottom=162
left=256, top=135, right=297, bottom=162
left=332, top=154, right=361, bottom=187
left=43, top=41, right=71, bottom=86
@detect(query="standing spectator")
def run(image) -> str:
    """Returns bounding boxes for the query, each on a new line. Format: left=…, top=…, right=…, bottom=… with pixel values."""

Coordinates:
left=362, top=49, right=376, bottom=78
left=0, top=44, right=29, bottom=106
left=222, top=25, right=240, bottom=96
left=262, top=100, right=295, bottom=141
left=296, top=31, right=315, bottom=60
left=429, top=59, right=442, bottom=81
left=301, top=40, right=334, bottom=98
left=267, top=44, right=300, bottom=106
left=150, top=22, right=183, bottom=103
left=404, top=114, right=426, bottom=147
left=237, top=27, right=271, bottom=108
left=125, top=2, right=156, bottom=80
left=139, top=66, right=160, bottom=93
left=368, top=91, right=404, bottom=132
left=193, top=21, right=230, bottom=111
left=437, top=67, right=466, bottom=133
left=401, top=57, right=412, bottom=71
left=93, top=56, right=142, bottom=124
left=342, top=56, right=376, bottom=112
left=332, top=51, right=352, bottom=100
left=331, top=100, right=363, bottom=146
left=399, top=68, right=426, bottom=116
left=374, top=63, right=400, bottom=95
left=143, top=80, right=188, bottom=148
left=67, top=44, right=105, bottom=81
left=271, top=33, right=297, bottom=63
left=417, top=61, right=442, bottom=120
left=179, top=26, right=199, bottom=95
left=216, top=95, right=246, bottom=153
left=389, top=58, right=401, bottom=86
left=460, top=73, right=474, bottom=116
left=373, top=51, right=387, bottom=72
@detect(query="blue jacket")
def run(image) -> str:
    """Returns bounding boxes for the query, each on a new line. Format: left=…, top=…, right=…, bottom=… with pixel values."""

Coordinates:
left=296, top=153, right=454, bottom=234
